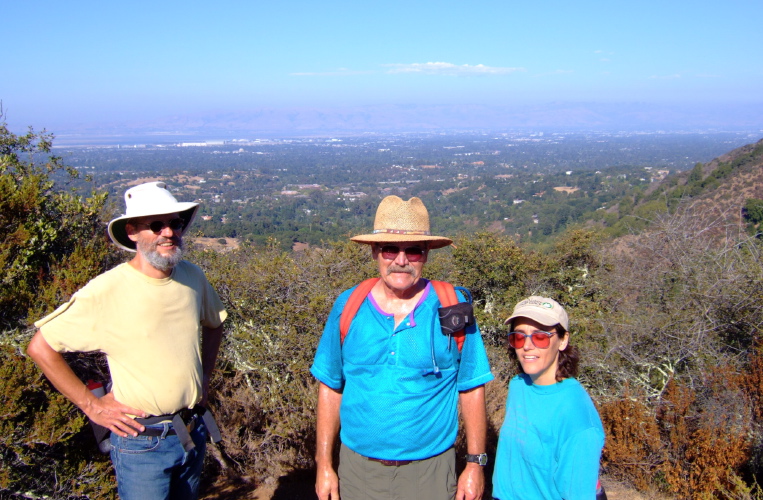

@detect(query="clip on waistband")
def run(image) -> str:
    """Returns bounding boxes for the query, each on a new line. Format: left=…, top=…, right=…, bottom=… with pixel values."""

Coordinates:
left=135, top=406, right=221, bottom=452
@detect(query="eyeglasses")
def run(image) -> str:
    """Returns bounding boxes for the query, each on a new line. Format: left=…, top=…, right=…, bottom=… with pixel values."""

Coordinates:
left=135, top=218, right=186, bottom=233
left=379, top=245, right=425, bottom=262
left=508, top=331, right=558, bottom=349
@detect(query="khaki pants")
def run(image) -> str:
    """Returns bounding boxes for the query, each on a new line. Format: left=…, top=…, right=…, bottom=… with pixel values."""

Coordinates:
left=338, top=443, right=457, bottom=500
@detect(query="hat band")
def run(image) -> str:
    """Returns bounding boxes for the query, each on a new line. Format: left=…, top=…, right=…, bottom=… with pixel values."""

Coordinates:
left=373, top=229, right=432, bottom=236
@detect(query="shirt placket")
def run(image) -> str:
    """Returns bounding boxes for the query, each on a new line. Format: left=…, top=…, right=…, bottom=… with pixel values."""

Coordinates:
left=387, top=312, right=416, bottom=365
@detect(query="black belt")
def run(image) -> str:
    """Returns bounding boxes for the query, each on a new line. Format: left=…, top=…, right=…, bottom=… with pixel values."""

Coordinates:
left=135, top=406, right=222, bottom=452
left=137, top=416, right=196, bottom=437
left=362, top=447, right=451, bottom=467
left=367, top=457, right=415, bottom=466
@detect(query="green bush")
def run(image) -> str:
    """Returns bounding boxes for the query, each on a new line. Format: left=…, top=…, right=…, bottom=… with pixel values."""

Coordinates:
left=0, top=117, right=118, bottom=498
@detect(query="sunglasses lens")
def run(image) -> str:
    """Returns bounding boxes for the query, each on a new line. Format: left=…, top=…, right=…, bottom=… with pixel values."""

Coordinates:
left=381, top=245, right=400, bottom=260
left=405, top=247, right=423, bottom=262
left=508, top=333, right=524, bottom=349
left=169, top=218, right=185, bottom=231
left=148, top=221, right=165, bottom=232
left=531, top=333, right=551, bottom=348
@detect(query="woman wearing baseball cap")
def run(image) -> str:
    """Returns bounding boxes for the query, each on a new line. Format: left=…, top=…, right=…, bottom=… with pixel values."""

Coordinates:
left=492, top=297, right=606, bottom=500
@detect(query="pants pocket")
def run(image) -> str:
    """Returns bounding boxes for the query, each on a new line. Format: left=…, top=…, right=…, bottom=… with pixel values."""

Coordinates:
left=112, top=433, right=162, bottom=454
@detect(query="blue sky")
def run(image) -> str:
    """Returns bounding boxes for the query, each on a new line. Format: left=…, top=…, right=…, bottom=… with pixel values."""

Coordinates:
left=3, top=0, right=762, bottom=133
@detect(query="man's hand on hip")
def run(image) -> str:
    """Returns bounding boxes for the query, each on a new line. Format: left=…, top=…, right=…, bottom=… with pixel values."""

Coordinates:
left=85, top=392, right=147, bottom=437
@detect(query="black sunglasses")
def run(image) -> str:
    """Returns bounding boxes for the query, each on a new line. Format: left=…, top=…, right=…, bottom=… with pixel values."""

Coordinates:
left=135, top=218, right=186, bottom=233
left=379, top=245, right=425, bottom=262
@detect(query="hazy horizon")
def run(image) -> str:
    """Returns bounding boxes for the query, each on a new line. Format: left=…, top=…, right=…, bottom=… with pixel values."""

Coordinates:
left=3, top=1, right=762, bottom=136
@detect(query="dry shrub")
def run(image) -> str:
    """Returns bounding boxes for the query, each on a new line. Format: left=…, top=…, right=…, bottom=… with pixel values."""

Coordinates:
left=742, top=342, right=763, bottom=484
left=600, top=367, right=754, bottom=499
left=599, top=386, right=663, bottom=490
left=659, top=371, right=752, bottom=499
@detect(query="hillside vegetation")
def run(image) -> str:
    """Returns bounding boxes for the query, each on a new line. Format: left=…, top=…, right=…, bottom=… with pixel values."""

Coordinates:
left=2, top=119, right=763, bottom=499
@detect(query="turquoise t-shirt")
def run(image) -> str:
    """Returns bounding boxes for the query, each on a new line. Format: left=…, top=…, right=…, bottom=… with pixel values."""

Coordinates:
left=310, top=280, right=494, bottom=461
left=492, top=374, right=605, bottom=500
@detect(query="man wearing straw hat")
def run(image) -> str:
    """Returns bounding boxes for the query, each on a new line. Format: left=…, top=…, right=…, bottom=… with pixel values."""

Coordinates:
left=27, top=181, right=227, bottom=500
left=311, top=196, right=493, bottom=500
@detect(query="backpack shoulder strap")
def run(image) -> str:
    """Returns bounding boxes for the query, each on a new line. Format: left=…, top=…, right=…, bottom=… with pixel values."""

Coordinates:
left=339, top=278, right=379, bottom=344
left=430, top=280, right=467, bottom=352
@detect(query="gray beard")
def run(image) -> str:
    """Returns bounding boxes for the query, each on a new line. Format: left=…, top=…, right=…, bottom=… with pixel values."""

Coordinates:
left=138, top=239, right=184, bottom=272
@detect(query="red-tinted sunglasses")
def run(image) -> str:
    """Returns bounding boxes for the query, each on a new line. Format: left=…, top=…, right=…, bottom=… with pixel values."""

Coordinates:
left=135, top=218, right=185, bottom=234
left=379, top=245, right=425, bottom=262
left=508, top=331, right=557, bottom=349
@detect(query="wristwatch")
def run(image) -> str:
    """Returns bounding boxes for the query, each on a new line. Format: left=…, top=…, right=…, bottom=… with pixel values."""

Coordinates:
left=466, top=453, right=488, bottom=466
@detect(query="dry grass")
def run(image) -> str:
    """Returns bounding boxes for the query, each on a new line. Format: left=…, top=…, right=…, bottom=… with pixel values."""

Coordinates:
left=601, top=476, right=673, bottom=500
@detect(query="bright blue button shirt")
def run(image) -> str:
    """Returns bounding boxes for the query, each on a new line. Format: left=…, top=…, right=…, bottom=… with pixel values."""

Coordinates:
left=311, top=280, right=493, bottom=461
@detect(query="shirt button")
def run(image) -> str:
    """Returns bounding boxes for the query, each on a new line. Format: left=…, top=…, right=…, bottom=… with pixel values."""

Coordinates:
left=390, top=351, right=395, bottom=355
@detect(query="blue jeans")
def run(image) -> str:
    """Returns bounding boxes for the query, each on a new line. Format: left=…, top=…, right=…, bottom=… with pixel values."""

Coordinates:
left=110, top=417, right=208, bottom=500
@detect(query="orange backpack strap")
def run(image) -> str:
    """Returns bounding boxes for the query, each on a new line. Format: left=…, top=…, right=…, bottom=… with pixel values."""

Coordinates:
left=430, top=280, right=466, bottom=352
left=339, top=278, right=379, bottom=344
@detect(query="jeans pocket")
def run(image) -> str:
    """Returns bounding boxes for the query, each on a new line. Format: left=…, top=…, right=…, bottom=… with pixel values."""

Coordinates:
left=113, top=433, right=161, bottom=454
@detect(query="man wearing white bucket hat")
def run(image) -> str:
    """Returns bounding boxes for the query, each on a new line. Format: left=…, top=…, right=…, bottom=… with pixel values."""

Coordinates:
left=311, top=196, right=493, bottom=500
left=27, top=181, right=227, bottom=500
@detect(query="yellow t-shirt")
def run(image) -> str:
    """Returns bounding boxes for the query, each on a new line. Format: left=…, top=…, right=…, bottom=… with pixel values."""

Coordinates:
left=35, top=261, right=227, bottom=416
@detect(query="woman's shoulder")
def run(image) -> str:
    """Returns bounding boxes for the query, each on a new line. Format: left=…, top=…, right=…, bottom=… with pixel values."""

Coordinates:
left=558, top=378, right=595, bottom=402
left=558, top=378, right=603, bottom=428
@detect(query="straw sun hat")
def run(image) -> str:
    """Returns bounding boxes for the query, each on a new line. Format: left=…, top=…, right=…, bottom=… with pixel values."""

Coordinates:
left=107, top=182, right=199, bottom=252
left=350, top=196, right=452, bottom=249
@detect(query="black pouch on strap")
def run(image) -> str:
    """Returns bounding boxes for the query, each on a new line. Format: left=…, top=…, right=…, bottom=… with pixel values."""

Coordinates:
left=438, top=302, right=475, bottom=336
left=196, top=406, right=222, bottom=444
left=90, top=420, right=112, bottom=455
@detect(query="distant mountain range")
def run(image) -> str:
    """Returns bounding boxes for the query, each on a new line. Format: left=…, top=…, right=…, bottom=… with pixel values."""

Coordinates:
left=54, top=102, right=763, bottom=143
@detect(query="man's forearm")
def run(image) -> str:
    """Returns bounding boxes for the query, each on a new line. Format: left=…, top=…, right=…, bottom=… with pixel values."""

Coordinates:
left=459, top=385, right=487, bottom=454
left=27, top=330, right=147, bottom=435
left=27, top=330, right=96, bottom=411
left=315, top=382, right=342, bottom=468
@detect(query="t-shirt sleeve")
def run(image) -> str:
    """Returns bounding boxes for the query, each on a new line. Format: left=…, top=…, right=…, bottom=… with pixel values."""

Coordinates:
left=455, top=289, right=494, bottom=392
left=310, top=290, right=350, bottom=390
left=555, top=426, right=605, bottom=500
left=35, top=287, right=103, bottom=353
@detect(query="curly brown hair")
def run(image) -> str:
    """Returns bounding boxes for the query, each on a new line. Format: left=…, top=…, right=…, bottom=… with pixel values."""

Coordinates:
left=506, top=323, right=580, bottom=382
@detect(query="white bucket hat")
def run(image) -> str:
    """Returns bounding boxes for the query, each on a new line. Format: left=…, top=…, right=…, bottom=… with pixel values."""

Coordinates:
left=107, top=182, right=199, bottom=252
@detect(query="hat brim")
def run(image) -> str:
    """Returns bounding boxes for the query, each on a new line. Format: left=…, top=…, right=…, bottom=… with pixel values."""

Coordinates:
left=108, top=203, right=199, bottom=252
left=350, top=233, right=452, bottom=249
left=504, top=309, right=568, bottom=332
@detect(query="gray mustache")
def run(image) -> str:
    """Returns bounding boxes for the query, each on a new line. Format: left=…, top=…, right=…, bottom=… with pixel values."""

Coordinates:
left=387, top=265, right=415, bottom=275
